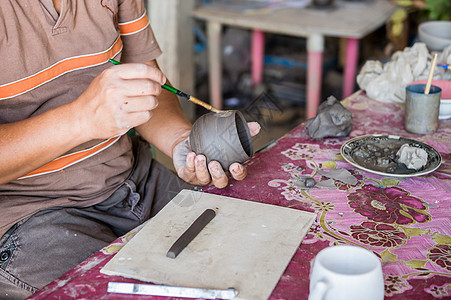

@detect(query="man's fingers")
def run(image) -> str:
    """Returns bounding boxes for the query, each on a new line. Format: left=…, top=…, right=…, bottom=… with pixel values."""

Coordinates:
left=112, top=63, right=166, bottom=84
left=195, top=155, right=212, bottom=185
left=118, top=111, right=153, bottom=129
left=176, top=152, right=197, bottom=183
left=247, top=122, right=261, bottom=137
left=229, top=163, right=247, bottom=181
left=120, top=78, right=163, bottom=97
left=122, top=96, right=159, bottom=112
left=185, top=152, right=196, bottom=173
left=208, top=161, right=228, bottom=189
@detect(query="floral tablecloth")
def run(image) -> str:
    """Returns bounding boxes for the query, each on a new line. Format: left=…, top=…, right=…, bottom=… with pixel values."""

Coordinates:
left=28, top=91, right=451, bottom=299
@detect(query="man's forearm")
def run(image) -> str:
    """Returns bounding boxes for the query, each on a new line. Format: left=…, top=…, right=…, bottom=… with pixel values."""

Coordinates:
left=135, top=60, right=192, bottom=158
left=135, top=85, right=192, bottom=158
left=0, top=102, right=90, bottom=184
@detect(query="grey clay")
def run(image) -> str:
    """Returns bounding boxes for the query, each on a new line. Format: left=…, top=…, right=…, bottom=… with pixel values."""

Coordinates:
left=189, top=110, right=254, bottom=170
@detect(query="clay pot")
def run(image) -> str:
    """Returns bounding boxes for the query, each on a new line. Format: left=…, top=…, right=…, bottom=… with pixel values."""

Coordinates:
left=189, top=110, right=254, bottom=170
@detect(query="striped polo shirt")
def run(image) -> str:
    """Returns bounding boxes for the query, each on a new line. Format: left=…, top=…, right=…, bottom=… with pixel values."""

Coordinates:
left=0, top=0, right=162, bottom=237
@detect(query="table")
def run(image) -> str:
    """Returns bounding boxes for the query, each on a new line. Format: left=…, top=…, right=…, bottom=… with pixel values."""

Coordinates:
left=192, top=0, right=397, bottom=118
left=28, top=91, right=451, bottom=299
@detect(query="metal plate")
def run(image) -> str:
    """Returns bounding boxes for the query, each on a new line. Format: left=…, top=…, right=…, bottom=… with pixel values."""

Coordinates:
left=340, top=134, right=442, bottom=177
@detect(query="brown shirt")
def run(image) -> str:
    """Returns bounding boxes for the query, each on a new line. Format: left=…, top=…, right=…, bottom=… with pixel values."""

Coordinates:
left=0, top=0, right=162, bottom=237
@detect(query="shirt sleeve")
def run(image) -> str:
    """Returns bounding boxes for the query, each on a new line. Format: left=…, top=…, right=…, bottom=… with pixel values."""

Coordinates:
left=117, top=0, right=162, bottom=63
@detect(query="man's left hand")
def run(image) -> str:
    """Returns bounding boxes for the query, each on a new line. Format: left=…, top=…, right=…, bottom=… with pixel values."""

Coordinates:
left=173, top=122, right=261, bottom=189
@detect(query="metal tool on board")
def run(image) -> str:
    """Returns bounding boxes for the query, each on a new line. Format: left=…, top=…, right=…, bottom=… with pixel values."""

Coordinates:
left=107, top=282, right=238, bottom=299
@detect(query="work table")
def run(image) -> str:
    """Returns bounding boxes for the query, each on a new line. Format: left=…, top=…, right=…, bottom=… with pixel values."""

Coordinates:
left=27, top=91, right=451, bottom=299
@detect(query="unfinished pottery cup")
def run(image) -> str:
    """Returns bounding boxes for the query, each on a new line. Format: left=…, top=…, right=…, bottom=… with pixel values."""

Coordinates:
left=189, top=110, right=254, bottom=170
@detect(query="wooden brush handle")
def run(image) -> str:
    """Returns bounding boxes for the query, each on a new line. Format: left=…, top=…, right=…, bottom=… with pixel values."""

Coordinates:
left=425, top=54, right=438, bottom=95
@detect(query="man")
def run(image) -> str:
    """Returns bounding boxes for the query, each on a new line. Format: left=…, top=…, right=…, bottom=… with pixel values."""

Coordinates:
left=0, top=1, right=259, bottom=298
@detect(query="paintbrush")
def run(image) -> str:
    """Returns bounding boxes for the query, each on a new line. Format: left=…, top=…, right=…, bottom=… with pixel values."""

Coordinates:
left=424, top=54, right=437, bottom=95
left=108, top=59, right=221, bottom=113
left=437, top=63, right=450, bottom=70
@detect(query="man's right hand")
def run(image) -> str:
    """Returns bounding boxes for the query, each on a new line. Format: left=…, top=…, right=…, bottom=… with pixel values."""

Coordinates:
left=0, top=62, right=168, bottom=184
left=74, top=62, right=167, bottom=139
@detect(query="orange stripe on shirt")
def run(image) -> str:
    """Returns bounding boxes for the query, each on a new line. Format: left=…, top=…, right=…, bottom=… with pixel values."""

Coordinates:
left=0, top=38, right=123, bottom=100
left=19, top=136, right=121, bottom=179
left=119, top=12, right=149, bottom=36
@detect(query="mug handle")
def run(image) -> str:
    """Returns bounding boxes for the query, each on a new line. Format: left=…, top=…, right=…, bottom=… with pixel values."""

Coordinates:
left=308, top=280, right=328, bottom=300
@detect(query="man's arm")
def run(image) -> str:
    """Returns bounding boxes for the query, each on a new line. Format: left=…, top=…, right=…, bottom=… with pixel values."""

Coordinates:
left=137, top=60, right=259, bottom=189
left=0, top=62, right=165, bottom=184
left=0, top=59, right=257, bottom=188
left=135, top=60, right=230, bottom=188
left=135, top=61, right=192, bottom=158
left=0, top=101, right=90, bottom=185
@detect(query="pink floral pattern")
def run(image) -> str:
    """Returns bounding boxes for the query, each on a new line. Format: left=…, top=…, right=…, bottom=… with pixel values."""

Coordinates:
left=428, top=244, right=451, bottom=271
left=347, top=185, right=431, bottom=225
left=385, top=275, right=412, bottom=296
left=281, top=162, right=305, bottom=174
left=350, top=222, right=407, bottom=247
left=281, top=143, right=319, bottom=160
left=425, top=284, right=451, bottom=298
left=304, top=221, right=328, bottom=244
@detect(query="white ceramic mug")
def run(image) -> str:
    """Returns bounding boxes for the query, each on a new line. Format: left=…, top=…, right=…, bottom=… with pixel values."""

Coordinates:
left=309, top=245, right=384, bottom=300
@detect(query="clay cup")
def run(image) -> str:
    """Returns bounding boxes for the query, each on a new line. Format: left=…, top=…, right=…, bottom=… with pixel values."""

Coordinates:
left=189, top=110, right=254, bottom=170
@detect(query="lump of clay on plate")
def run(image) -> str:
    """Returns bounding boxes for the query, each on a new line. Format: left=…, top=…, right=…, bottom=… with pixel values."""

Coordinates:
left=396, top=144, right=428, bottom=170
left=353, top=142, right=398, bottom=173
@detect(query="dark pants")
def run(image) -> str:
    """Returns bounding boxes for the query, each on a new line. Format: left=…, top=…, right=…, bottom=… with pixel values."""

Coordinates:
left=0, top=137, right=192, bottom=299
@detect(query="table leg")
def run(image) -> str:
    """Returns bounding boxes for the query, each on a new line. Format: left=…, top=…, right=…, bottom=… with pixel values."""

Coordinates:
left=252, top=29, right=265, bottom=85
left=207, top=21, right=223, bottom=109
left=307, top=33, right=324, bottom=119
left=342, top=37, right=359, bottom=99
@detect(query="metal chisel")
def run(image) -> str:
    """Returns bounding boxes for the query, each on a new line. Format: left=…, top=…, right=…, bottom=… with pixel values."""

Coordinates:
left=107, top=282, right=238, bottom=299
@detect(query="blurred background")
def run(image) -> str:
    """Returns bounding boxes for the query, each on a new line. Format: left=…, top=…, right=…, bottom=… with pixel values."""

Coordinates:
left=143, top=0, right=451, bottom=169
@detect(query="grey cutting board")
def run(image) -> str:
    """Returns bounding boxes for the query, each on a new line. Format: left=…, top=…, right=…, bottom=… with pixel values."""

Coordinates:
left=101, top=190, right=315, bottom=300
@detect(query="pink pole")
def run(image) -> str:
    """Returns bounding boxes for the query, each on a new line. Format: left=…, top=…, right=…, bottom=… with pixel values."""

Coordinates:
left=252, top=30, right=265, bottom=85
left=307, top=50, right=323, bottom=119
left=342, top=37, right=359, bottom=99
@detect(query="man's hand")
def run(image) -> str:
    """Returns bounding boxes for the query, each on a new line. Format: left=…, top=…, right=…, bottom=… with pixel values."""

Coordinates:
left=173, top=122, right=261, bottom=189
left=74, top=63, right=166, bottom=140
